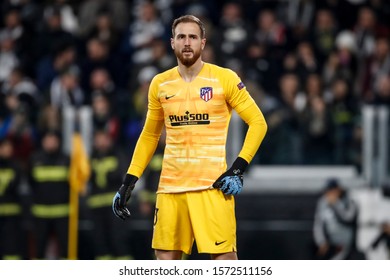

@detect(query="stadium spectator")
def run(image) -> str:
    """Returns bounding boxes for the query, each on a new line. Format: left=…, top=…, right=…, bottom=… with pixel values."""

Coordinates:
left=28, top=130, right=70, bottom=259
left=2, top=96, right=36, bottom=171
left=334, top=30, right=359, bottom=86
left=244, top=42, right=277, bottom=93
left=33, top=5, right=75, bottom=63
left=84, top=9, right=121, bottom=52
left=215, top=2, right=252, bottom=66
left=361, top=36, right=390, bottom=102
left=304, top=73, right=324, bottom=100
left=79, top=37, right=125, bottom=93
left=253, top=8, right=287, bottom=63
left=309, top=9, right=338, bottom=66
left=295, top=41, right=320, bottom=84
left=371, top=74, right=390, bottom=105
left=1, top=67, right=40, bottom=115
left=49, top=65, right=85, bottom=109
left=91, top=92, right=120, bottom=143
left=0, top=7, right=33, bottom=60
left=258, top=73, right=302, bottom=165
left=149, top=39, right=176, bottom=72
left=36, top=105, right=62, bottom=139
left=328, top=77, right=359, bottom=164
left=35, top=40, right=77, bottom=93
left=353, top=7, right=378, bottom=60
left=120, top=1, right=166, bottom=67
left=88, top=67, right=128, bottom=122
left=0, top=138, right=26, bottom=259
left=77, top=0, right=129, bottom=38
left=313, top=178, right=359, bottom=259
left=300, top=95, right=334, bottom=164
left=87, top=129, right=130, bottom=259
left=0, top=32, right=20, bottom=84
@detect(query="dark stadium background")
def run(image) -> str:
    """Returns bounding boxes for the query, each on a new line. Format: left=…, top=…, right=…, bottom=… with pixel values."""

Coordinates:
left=1, top=0, right=390, bottom=260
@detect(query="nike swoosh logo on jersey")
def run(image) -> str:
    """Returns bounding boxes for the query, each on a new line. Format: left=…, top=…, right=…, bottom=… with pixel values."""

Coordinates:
left=215, top=240, right=227, bottom=246
left=165, top=94, right=176, bottom=100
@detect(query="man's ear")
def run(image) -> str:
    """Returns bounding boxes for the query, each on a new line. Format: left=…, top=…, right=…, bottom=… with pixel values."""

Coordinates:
left=170, top=38, right=174, bottom=50
left=201, top=38, right=206, bottom=50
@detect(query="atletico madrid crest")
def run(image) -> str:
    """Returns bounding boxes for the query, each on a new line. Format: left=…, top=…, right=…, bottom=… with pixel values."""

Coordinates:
left=200, top=87, right=213, bottom=102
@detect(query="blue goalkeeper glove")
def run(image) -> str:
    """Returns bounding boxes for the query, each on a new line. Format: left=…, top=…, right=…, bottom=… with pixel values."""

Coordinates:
left=212, top=157, right=248, bottom=195
left=112, top=174, right=138, bottom=220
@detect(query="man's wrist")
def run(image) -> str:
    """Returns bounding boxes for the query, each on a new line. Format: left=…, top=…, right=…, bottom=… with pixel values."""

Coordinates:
left=230, top=157, right=248, bottom=174
left=122, top=174, right=138, bottom=187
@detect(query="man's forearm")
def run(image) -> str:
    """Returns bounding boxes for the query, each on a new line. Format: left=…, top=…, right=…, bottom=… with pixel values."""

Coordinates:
left=237, top=102, right=268, bottom=163
left=127, top=116, right=164, bottom=178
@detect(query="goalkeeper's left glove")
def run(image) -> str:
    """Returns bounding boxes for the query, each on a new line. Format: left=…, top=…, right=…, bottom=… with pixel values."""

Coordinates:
left=213, top=157, right=248, bottom=195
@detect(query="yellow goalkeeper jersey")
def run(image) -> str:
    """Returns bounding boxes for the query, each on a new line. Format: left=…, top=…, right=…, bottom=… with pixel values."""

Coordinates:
left=128, top=62, right=267, bottom=193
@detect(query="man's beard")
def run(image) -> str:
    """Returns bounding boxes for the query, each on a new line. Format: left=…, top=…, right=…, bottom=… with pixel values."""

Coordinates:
left=175, top=47, right=201, bottom=67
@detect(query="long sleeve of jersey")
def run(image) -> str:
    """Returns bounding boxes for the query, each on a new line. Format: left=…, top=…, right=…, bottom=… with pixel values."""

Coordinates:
left=236, top=101, right=267, bottom=163
left=225, top=69, right=268, bottom=164
left=127, top=114, right=164, bottom=177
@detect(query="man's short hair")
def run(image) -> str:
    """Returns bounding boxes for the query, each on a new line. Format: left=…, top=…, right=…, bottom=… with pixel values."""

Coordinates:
left=325, top=178, right=341, bottom=191
left=172, top=15, right=206, bottom=39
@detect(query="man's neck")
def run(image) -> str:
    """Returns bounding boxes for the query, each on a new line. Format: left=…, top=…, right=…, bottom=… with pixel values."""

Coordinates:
left=177, top=59, right=204, bottom=82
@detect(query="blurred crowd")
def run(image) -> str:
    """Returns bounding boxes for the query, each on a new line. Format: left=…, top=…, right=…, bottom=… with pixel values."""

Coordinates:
left=1, top=0, right=390, bottom=168
left=1, top=0, right=390, bottom=259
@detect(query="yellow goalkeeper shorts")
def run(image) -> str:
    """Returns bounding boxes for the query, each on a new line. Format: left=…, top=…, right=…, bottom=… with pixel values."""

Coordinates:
left=151, top=188, right=237, bottom=255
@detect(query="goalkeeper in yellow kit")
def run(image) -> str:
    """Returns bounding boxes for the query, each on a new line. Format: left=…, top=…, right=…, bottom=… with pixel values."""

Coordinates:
left=113, top=15, right=267, bottom=260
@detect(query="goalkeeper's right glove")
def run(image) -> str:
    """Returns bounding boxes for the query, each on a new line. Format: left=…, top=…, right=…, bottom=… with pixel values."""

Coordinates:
left=112, top=174, right=138, bottom=220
